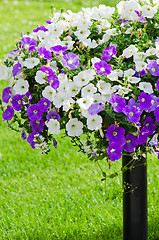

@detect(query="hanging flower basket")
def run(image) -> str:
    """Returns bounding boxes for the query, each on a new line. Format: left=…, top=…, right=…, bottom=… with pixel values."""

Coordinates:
left=0, top=0, right=159, bottom=239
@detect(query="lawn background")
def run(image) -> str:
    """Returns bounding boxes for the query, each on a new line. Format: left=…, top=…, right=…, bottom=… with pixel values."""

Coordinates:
left=0, top=0, right=159, bottom=239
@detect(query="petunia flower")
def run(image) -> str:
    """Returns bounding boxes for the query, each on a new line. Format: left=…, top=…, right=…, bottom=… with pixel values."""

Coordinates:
left=61, top=52, right=80, bottom=70
left=107, top=142, right=122, bottom=161
left=123, top=133, right=138, bottom=153
left=94, top=61, right=112, bottom=75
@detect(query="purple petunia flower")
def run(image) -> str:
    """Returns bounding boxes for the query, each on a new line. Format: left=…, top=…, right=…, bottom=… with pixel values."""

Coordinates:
left=37, top=98, right=50, bottom=112
left=21, top=37, right=37, bottom=52
left=128, top=98, right=143, bottom=114
left=156, top=78, right=159, bottom=90
left=109, top=94, right=126, bottom=113
left=145, top=95, right=159, bottom=112
left=154, top=106, right=159, bottom=122
left=122, top=105, right=141, bottom=122
left=101, top=46, right=117, bottom=61
left=143, top=116, right=157, bottom=135
left=50, top=45, right=67, bottom=57
left=107, top=142, right=122, bottom=161
left=29, top=119, right=45, bottom=132
left=2, top=87, right=12, bottom=103
left=94, top=61, right=112, bottom=75
left=46, top=111, right=60, bottom=122
left=138, top=127, right=149, bottom=145
left=123, top=133, right=138, bottom=153
left=2, top=105, right=14, bottom=121
left=88, top=103, right=104, bottom=116
left=27, top=104, right=43, bottom=121
left=33, top=25, right=48, bottom=32
left=27, top=132, right=42, bottom=149
left=21, top=129, right=27, bottom=140
left=12, top=62, right=22, bottom=76
left=106, top=124, right=125, bottom=143
left=38, top=47, right=52, bottom=60
left=134, top=10, right=147, bottom=23
left=61, top=52, right=80, bottom=70
left=147, top=60, right=159, bottom=76
left=138, top=92, right=152, bottom=109
left=40, top=66, right=59, bottom=89
left=11, top=94, right=24, bottom=111
left=53, top=139, right=57, bottom=148
left=46, top=20, right=52, bottom=24
left=140, top=69, right=147, bottom=77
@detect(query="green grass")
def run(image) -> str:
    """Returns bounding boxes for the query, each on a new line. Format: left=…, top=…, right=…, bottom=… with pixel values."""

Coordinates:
left=0, top=0, right=159, bottom=239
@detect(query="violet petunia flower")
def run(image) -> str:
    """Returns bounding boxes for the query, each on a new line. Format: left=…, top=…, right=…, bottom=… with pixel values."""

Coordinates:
left=106, top=124, right=125, bottom=143
left=33, top=25, right=48, bottom=32
left=11, top=94, right=24, bottom=111
left=149, top=134, right=158, bottom=146
left=145, top=95, right=159, bottom=112
left=88, top=102, right=104, bottom=116
left=2, top=105, right=14, bottom=121
left=154, top=106, right=159, bottom=122
left=138, top=92, right=152, bottom=110
left=21, top=128, right=27, bottom=140
left=107, top=142, right=122, bottom=161
left=27, top=132, right=42, bottom=149
left=109, top=94, right=126, bottom=113
left=37, top=98, right=50, bottom=112
left=27, top=104, right=43, bottom=121
left=140, top=69, right=147, bottom=77
left=156, top=78, right=159, bottom=90
left=143, top=116, right=157, bottom=135
left=38, top=47, right=52, bottom=60
left=122, top=105, right=141, bottom=122
left=53, top=139, right=57, bottom=148
left=29, top=119, right=45, bottom=132
left=147, top=60, right=159, bottom=76
left=12, top=62, right=22, bottom=76
left=123, top=133, right=138, bottom=153
left=128, top=98, right=143, bottom=114
left=61, top=52, right=80, bottom=70
left=40, top=66, right=59, bottom=90
left=46, top=111, right=60, bottom=122
left=94, top=61, right=112, bottom=75
left=138, top=127, right=149, bottom=145
left=101, top=46, right=117, bottom=61
left=46, top=20, right=52, bottom=24
left=50, top=45, right=67, bottom=57
left=134, top=10, right=147, bottom=23
left=2, top=87, right=12, bottom=103
left=21, top=37, right=37, bottom=52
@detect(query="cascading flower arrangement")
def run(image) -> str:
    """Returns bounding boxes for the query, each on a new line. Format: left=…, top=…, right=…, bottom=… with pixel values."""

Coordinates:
left=0, top=0, right=159, bottom=165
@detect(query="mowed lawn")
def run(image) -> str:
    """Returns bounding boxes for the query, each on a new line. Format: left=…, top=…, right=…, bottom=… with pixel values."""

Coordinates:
left=0, top=0, right=159, bottom=239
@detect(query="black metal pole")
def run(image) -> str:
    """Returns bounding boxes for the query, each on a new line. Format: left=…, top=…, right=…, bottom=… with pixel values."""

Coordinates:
left=122, top=147, right=148, bottom=240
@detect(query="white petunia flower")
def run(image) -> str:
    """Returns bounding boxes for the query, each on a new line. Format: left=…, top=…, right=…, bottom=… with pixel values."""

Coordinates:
left=13, top=79, right=29, bottom=95
left=135, top=61, right=147, bottom=72
left=0, top=65, right=11, bottom=80
left=23, top=57, right=40, bottom=69
left=46, top=119, right=60, bottom=135
left=98, top=33, right=111, bottom=44
left=97, top=80, right=112, bottom=95
left=142, top=5, right=157, bottom=18
left=81, top=83, right=97, bottom=97
left=122, top=45, right=138, bottom=58
left=35, top=71, right=46, bottom=84
left=87, top=114, right=102, bottom=131
left=139, top=82, right=153, bottom=94
left=124, top=69, right=135, bottom=78
left=53, top=92, right=69, bottom=108
left=77, top=96, right=93, bottom=110
left=128, top=76, right=141, bottom=84
left=63, top=98, right=75, bottom=112
left=73, top=69, right=96, bottom=87
left=65, top=81, right=81, bottom=97
left=74, top=29, right=90, bottom=41
left=42, top=86, right=56, bottom=101
left=66, top=118, right=83, bottom=136
left=145, top=48, right=157, bottom=57
left=82, top=38, right=98, bottom=49
left=133, top=52, right=145, bottom=62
